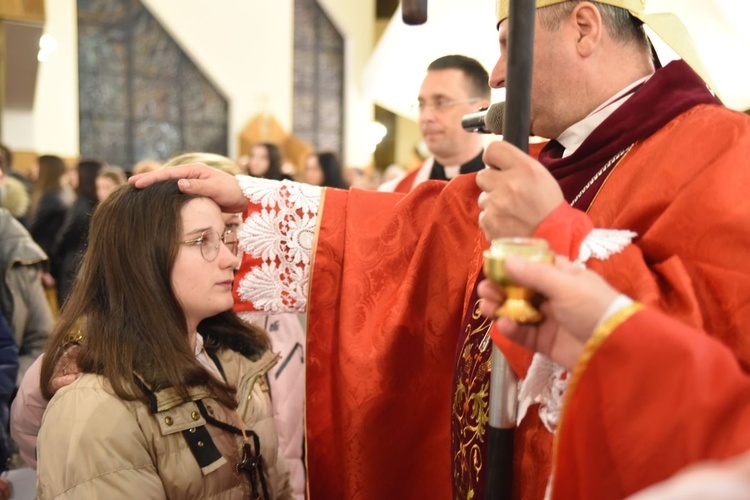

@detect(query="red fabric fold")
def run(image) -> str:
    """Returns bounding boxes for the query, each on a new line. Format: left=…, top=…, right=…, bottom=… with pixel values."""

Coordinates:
left=533, top=202, right=593, bottom=259
left=553, top=309, right=750, bottom=499
left=306, top=176, right=483, bottom=499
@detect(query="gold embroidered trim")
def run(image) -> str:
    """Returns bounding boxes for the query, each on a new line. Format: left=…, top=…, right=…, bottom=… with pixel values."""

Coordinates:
left=551, top=301, right=644, bottom=467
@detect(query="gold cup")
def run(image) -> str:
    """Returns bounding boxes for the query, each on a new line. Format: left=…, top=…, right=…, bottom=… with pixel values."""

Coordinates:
left=482, top=237, right=554, bottom=324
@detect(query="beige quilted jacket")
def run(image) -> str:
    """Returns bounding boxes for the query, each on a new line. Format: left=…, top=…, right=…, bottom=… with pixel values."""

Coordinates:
left=37, top=348, right=292, bottom=499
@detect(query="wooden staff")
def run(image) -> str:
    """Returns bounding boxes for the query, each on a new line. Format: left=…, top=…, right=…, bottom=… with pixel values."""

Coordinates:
left=486, top=0, right=536, bottom=499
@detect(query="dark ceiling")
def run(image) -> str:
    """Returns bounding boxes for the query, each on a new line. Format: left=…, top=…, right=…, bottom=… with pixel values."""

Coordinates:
left=377, top=0, right=399, bottom=19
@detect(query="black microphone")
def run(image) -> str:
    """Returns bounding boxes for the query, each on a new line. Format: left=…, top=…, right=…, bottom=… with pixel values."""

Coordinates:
left=461, top=102, right=505, bottom=134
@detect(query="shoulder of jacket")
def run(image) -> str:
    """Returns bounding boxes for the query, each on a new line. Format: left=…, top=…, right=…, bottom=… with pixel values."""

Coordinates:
left=49, top=374, right=136, bottom=415
left=215, top=347, right=279, bottom=380
left=0, top=210, right=47, bottom=265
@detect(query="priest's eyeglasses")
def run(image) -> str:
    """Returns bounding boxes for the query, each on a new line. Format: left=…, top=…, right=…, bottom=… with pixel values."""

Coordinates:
left=413, top=97, right=482, bottom=113
left=181, top=229, right=239, bottom=262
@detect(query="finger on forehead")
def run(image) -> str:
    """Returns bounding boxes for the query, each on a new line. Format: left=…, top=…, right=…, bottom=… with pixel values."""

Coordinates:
left=482, top=140, right=533, bottom=171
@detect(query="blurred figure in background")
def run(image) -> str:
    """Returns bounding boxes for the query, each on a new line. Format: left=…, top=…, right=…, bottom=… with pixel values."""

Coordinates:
left=29, top=155, right=75, bottom=314
left=95, top=166, right=127, bottom=202
left=246, top=143, right=293, bottom=181
left=0, top=162, right=30, bottom=226
left=0, top=310, right=18, bottom=497
left=0, top=144, right=33, bottom=197
left=63, top=161, right=78, bottom=192
left=131, top=158, right=162, bottom=176
left=304, top=151, right=348, bottom=189
left=165, top=153, right=240, bottom=176
left=52, top=159, right=104, bottom=306
left=0, top=206, right=52, bottom=382
left=29, top=155, right=74, bottom=262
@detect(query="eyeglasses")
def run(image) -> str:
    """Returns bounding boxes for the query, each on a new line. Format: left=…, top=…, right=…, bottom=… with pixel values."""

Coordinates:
left=181, top=229, right=239, bottom=262
left=413, top=97, right=482, bottom=113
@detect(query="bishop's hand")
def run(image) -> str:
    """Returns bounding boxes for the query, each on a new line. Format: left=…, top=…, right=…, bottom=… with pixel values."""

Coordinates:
left=476, top=141, right=564, bottom=241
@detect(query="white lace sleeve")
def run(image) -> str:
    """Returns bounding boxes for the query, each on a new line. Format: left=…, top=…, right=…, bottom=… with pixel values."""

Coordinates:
left=517, top=227, right=638, bottom=432
left=234, top=176, right=322, bottom=315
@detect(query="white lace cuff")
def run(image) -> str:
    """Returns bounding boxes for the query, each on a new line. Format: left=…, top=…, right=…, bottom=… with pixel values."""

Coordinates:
left=234, top=176, right=322, bottom=314
left=517, top=355, right=568, bottom=432
left=576, top=228, right=637, bottom=264
left=517, top=228, right=638, bottom=432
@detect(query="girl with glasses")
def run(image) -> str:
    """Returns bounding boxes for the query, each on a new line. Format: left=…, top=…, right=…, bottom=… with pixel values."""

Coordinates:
left=35, top=181, right=292, bottom=499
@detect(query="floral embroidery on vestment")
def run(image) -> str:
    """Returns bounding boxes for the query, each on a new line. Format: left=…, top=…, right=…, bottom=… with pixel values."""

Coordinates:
left=235, top=177, right=321, bottom=313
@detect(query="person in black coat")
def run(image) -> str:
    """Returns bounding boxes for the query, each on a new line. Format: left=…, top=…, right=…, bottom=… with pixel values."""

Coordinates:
left=29, top=155, right=74, bottom=274
left=52, top=159, right=104, bottom=306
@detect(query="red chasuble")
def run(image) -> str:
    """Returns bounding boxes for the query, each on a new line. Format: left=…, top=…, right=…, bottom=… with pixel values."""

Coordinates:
left=233, top=61, right=750, bottom=500
left=452, top=60, right=740, bottom=500
left=551, top=309, right=750, bottom=499
left=306, top=176, right=483, bottom=499
left=492, top=62, right=750, bottom=499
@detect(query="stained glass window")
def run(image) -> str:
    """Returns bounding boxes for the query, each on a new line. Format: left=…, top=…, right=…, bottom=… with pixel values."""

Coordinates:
left=78, top=0, right=228, bottom=170
left=293, top=0, right=344, bottom=160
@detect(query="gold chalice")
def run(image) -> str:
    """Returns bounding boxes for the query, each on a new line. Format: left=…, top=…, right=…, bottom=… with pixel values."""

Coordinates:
left=482, top=237, right=554, bottom=324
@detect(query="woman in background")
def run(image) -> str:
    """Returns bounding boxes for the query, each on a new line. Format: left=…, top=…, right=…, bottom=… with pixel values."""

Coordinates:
left=94, top=165, right=127, bottom=202
left=29, top=155, right=73, bottom=270
left=52, top=159, right=104, bottom=305
left=304, top=151, right=348, bottom=189
left=246, top=143, right=292, bottom=181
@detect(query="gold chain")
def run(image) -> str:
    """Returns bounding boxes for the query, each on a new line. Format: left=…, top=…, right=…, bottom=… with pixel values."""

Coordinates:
left=570, top=143, right=635, bottom=207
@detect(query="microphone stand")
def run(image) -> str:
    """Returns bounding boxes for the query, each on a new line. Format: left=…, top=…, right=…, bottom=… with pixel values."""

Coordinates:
left=485, top=0, right=535, bottom=499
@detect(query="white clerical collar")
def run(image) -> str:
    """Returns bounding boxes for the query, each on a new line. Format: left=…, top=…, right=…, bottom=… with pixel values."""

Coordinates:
left=557, top=75, right=652, bottom=158
left=444, top=165, right=460, bottom=179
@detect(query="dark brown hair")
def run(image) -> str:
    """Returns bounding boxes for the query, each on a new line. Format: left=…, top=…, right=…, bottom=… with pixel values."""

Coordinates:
left=76, top=159, right=105, bottom=202
left=40, top=180, right=269, bottom=408
left=312, top=151, right=349, bottom=189
left=32, top=155, right=67, bottom=210
left=427, top=55, right=491, bottom=100
left=254, top=143, right=284, bottom=180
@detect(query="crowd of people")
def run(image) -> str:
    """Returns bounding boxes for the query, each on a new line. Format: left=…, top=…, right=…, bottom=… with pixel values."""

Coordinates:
left=0, top=0, right=748, bottom=499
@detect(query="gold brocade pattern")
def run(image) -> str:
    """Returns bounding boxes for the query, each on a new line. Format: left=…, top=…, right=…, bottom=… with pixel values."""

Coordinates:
left=452, top=298, right=493, bottom=500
